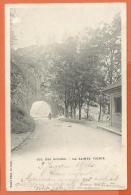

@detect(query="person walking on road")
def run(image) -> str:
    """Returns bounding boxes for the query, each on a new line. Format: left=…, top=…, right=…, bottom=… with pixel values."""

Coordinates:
left=48, top=112, right=52, bottom=120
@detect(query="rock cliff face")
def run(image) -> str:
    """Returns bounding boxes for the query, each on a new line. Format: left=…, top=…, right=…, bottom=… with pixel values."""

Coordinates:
left=11, top=62, right=35, bottom=133
left=11, top=48, right=43, bottom=133
left=11, top=62, right=38, bottom=113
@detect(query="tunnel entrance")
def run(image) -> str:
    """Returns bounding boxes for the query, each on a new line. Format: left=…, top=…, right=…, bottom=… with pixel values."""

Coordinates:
left=30, top=101, right=51, bottom=118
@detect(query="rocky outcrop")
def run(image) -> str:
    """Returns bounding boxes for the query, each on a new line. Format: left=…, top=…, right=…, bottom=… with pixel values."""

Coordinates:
left=11, top=48, right=43, bottom=133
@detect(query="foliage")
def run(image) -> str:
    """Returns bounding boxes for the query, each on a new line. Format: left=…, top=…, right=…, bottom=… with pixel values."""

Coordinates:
left=11, top=13, right=121, bottom=122
left=11, top=104, right=35, bottom=133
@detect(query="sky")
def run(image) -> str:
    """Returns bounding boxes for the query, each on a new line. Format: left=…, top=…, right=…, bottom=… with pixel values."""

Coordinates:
left=9, top=3, right=125, bottom=49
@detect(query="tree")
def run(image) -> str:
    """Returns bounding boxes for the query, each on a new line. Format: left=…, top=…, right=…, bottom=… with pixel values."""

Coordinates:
left=44, top=35, right=104, bottom=120
left=94, top=14, right=121, bottom=85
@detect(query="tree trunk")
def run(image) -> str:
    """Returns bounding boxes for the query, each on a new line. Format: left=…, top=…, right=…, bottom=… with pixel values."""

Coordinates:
left=70, top=104, right=73, bottom=118
left=107, top=103, right=110, bottom=114
left=64, top=91, right=69, bottom=118
left=109, top=50, right=114, bottom=84
left=87, top=108, right=89, bottom=119
left=78, top=91, right=82, bottom=120
left=86, top=100, right=90, bottom=119
left=79, top=106, right=81, bottom=120
left=65, top=105, right=69, bottom=118
left=78, top=101, right=82, bottom=120
left=73, top=107, right=76, bottom=119
left=98, top=103, right=102, bottom=122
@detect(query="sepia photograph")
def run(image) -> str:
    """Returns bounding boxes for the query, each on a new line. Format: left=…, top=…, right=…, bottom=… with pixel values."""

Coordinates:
left=5, top=3, right=127, bottom=191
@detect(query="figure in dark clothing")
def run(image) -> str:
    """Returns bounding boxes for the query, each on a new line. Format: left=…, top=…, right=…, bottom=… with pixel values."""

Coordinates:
left=48, top=112, right=52, bottom=120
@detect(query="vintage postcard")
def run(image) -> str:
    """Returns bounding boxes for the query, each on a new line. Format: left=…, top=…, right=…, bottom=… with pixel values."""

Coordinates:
left=5, top=3, right=127, bottom=191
